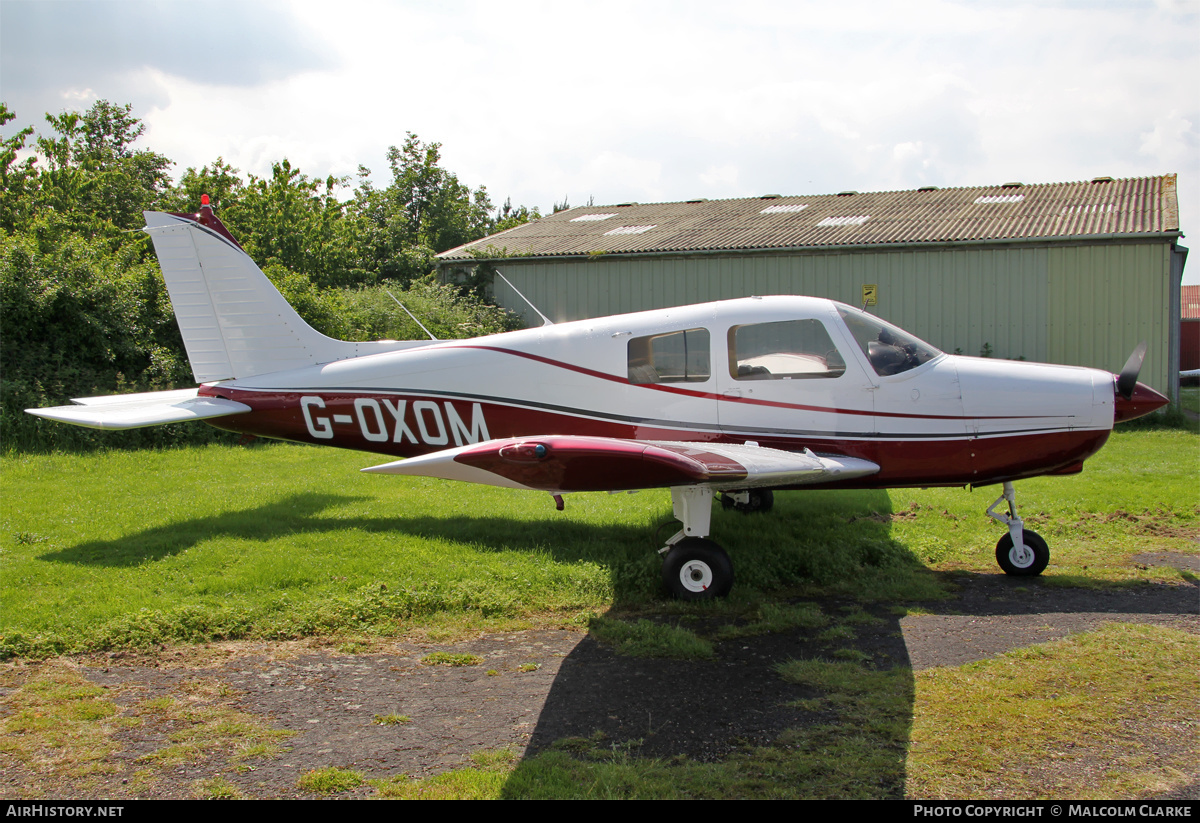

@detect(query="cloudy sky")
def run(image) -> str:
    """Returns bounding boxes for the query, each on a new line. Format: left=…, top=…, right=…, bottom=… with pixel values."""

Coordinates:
left=2, top=0, right=1197, bottom=280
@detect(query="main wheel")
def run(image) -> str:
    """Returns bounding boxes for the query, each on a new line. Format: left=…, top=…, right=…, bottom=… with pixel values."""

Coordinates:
left=720, top=489, right=774, bottom=514
left=995, top=530, right=1050, bottom=576
left=661, top=538, right=734, bottom=600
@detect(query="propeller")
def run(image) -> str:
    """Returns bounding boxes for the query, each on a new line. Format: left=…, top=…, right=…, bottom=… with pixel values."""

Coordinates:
left=1115, top=342, right=1147, bottom=400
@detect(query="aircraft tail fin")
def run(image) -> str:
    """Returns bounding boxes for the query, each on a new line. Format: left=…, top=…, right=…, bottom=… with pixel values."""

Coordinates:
left=143, top=202, right=422, bottom=383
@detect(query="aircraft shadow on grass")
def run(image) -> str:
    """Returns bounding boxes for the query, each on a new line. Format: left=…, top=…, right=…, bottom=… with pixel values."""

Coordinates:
left=504, top=606, right=918, bottom=799
left=39, top=490, right=676, bottom=579
left=39, top=487, right=936, bottom=602
left=499, top=568, right=1196, bottom=798
left=41, top=493, right=372, bottom=566
left=498, top=487, right=919, bottom=797
left=41, top=485, right=1193, bottom=603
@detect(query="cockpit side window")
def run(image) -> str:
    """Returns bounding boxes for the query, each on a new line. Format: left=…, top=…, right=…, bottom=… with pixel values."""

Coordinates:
left=628, top=328, right=711, bottom=384
left=728, top=319, right=846, bottom=380
left=837, top=307, right=941, bottom=376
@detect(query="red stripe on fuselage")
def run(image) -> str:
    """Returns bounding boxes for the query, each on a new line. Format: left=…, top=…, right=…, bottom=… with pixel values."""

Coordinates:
left=199, top=386, right=1109, bottom=488
left=436, top=344, right=1067, bottom=422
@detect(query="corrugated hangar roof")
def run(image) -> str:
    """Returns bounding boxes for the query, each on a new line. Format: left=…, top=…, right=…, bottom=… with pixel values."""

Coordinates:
left=439, top=174, right=1180, bottom=261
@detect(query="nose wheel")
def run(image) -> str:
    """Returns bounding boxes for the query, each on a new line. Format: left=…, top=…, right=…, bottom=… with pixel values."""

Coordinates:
left=995, top=530, right=1050, bottom=576
left=987, top=482, right=1050, bottom=576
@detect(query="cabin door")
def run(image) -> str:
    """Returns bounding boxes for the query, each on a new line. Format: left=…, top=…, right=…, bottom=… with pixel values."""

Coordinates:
left=714, top=316, right=877, bottom=448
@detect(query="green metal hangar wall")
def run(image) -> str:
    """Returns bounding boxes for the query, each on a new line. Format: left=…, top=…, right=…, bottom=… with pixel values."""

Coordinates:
left=437, top=175, right=1187, bottom=401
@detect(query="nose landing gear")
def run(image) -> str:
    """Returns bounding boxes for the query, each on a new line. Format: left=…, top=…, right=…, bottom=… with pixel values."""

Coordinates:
left=987, top=482, right=1049, bottom=576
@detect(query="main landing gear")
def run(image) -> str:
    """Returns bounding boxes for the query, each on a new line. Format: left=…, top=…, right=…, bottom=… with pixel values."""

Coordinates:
left=661, top=487, right=732, bottom=599
left=662, top=537, right=734, bottom=600
left=719, top=488, right=774, bottom=514
left=658, top=481, right=1052, bottom=597
left=986, top=481, right=1050, bottom=576
left=659, top=486, right=770, bottom=600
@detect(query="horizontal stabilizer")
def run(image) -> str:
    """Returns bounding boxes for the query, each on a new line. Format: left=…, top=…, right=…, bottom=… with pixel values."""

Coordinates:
left=362, top=436, right=879, bottom=493
left=26, top=389, right=250, bottom=430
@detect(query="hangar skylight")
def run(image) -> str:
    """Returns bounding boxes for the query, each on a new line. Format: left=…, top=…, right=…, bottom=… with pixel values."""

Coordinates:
left=760, top=204, right=809, bottom=214
left=1060, top=204, right=1114, bottom=214
left=604, top=225, right=657, bottom=236
left=571, top=213, right=619, bottom=222
left=817, top=215, right=870, bottom=227
left=974, top=194, right=1025, bottom=204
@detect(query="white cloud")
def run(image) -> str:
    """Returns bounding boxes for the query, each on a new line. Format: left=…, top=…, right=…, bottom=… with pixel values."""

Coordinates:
left=700, top=165, right=740, bottom=190
left=1139, top=111, right=1197, bottom=166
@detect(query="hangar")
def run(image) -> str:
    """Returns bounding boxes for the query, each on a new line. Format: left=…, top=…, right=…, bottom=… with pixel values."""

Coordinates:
left=437, top=175, right=1186, bottom=401
left=1182, top=285, right=1200, bottom=373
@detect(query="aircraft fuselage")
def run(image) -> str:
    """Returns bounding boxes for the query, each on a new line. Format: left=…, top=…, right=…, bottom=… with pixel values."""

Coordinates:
left=199, top=296, right=1115, bottom=489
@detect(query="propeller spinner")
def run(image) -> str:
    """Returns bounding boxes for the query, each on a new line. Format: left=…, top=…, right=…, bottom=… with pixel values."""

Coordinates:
left=1116, top=342, right=1147, bottom=400
left=1112, top=341, right=1169, bottom=422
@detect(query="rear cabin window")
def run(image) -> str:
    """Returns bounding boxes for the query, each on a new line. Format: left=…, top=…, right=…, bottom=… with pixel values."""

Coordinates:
left=728, top=319, right=846, bottom=380
left=628, top=328, right=711, bottom=384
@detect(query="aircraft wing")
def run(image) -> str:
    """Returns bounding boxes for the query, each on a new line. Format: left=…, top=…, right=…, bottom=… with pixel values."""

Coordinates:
left=25, top=389, right=251, bottom=430
left=361, top=436, right=879, bottom=493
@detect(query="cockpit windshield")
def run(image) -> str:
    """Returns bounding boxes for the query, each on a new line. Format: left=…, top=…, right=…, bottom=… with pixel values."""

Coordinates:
left=837, top=306, right=942, bottom=376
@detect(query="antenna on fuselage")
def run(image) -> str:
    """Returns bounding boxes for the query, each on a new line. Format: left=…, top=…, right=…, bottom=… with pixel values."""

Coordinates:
left=384, top=289, right=439, bottom=341
left=495, top=270, right=554, bottom=326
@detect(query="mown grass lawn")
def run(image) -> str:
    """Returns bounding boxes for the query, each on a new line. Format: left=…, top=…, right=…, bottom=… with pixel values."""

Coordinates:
left=1, top=443, right=630, bottom=657
left=1, top=428, right=1196, bottom=657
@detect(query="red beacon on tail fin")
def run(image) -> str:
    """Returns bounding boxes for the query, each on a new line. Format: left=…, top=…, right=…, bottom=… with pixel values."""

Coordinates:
left=173, top=192, right=245, bottom=251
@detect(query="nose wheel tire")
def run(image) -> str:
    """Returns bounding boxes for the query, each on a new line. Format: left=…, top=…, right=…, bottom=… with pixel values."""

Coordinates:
left=995, top=530, right=1049, bottom=576
left=662, top=538, right=734, bottom=600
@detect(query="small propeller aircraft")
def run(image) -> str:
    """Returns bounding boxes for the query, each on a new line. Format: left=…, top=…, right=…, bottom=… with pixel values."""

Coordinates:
left=28, top=199, right=1169, bottom=598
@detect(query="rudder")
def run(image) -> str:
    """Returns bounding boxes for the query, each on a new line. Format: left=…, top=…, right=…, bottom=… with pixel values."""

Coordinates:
left=143, top=204, right=418, bottom=383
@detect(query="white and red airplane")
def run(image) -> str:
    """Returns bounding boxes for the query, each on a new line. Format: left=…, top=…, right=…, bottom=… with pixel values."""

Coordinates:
left=28, top=200, right=1169, bottom=598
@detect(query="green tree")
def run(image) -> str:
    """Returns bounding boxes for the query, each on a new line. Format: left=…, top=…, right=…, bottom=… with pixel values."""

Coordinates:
left=336, top=280, right=519, bottom=342
left=342, top=133, right=509, bottom=288
left=32, top=101, right=173, bottom=237
left=222, top=159, right=357, bottom=289
left=342, top=165, right=434, bottom=286
left=493, top=197, right=542, bottom=234
left=0, top=104, right=37, bottom=233
left=383, top=133, right=494, bottom=253
left=0, top=226, right=212, bottom=451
